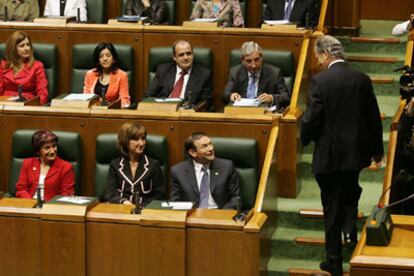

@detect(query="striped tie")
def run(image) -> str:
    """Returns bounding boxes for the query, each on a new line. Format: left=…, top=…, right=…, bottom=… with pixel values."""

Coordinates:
left=284, top=0, right=293, bottom=21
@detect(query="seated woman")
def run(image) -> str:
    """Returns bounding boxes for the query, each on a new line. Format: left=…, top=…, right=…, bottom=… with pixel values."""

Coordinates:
left=44, top=0, right=87, bottom=22
left=122, top=0, right=168, bottom=25
left=83, top=42, right=131, bottom=108
left=16, top=129, right=75, bottom=202
left=105, top=122, right=165, bottom=206
left=0, top=31, right=48, bottom=105
left=190, top=0, right=244, bottom=27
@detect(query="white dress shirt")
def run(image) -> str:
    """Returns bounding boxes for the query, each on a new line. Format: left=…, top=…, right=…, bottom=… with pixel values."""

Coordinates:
left=174, top=65, right=192, bottom=99
left=392, top=20, right=410, bottom=36
left=193, top=160, right=218, bottom=209
left=44, top=0, right=87, bottom=22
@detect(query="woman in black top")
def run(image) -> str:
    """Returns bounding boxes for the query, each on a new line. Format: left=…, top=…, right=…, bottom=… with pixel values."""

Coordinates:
left=122, top=0, right=169, bottom=25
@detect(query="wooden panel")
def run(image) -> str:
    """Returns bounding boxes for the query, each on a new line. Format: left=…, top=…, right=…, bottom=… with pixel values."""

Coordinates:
left=351, top=268, right=414, bottom=276
left=66, top=28, right=143, bottom=102
left=0, top=216, right=41, bottom=276
left=87, top=222, right=141, bottom=276
left=327, top=0, right=360, bottom=36
left=2, top=109, right=90, bottom=195
left=140, top=226, right=185, bottom=275
left=41, top=220, right=85, bottom=276
left=361, top=0, right=414, bottom=21
left=186, top=228, right=254, bottom=276
left=106, top=0, right=121, bottom=21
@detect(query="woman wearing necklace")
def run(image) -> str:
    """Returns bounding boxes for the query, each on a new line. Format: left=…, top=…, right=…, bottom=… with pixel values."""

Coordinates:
left=122, top=0, right=168, bottom=25
left=105, top=122, right=165, bottom=206
left=0, top=31, right=48, bottom=104
left=83, top=42, right=131, bottom=108
left=190, top=0, right=244, bottom=27
left=15, top=129, right=75, bottom=202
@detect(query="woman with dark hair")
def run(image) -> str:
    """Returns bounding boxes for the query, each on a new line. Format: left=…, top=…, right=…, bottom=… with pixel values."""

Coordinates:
left=83, top=42, right=131, bottom=108
left=15, top=129, right=75, bottom=202
left=122, top=0, right=168, bottom=25
left=0, top=31, right=48, bottom=104
left=190, top=0, right=244, bottom=27
left=105, top=122, right=165, bottom=206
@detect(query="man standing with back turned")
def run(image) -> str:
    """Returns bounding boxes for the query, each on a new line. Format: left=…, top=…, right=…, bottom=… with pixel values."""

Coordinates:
left=301, top=35, right=383, bottom=275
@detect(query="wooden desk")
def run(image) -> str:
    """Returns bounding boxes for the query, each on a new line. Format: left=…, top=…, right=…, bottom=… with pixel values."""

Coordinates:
left=351, top=215, right=414, bottom=275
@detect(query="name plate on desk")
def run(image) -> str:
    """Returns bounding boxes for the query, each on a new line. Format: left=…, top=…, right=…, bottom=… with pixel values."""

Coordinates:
left=108, top=18, right=143, bottom=25
left=91, top=98, right=121, bottom=110
left=138, top=97, right=182, bottom=112
left=183, top=20, right=219, bottom=28
left=261, top=20, right=297, bottom=30
left=41, top=195, right=98, bottom=222
left=141, top=200, right=190, bottom=228
left=0, top=95, right=40, bottom=106
left=51, top=93, right=99, bottom=108
left=224, top=100, right=266, bottom=115
left=33, top=16, right=76, bottom=24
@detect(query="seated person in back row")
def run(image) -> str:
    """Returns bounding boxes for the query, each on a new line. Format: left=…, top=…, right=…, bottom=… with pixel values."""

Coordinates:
left=44, top=0, right=87, bottom=22
left=392, top=14, right=414, bottom=36
left=122, top=0, right=168, bottom=25
left=0, top=0, right=39, bottom=21
left=171, top=132, right=240, bottom=209
left=83, top=42, right=131, bottom=108
left=105, top=122, right=165, bottom=206
left=223, top=41, right=290, bottom=111
left=145, top=40, right=212, bottom=109
left=263, top=0, right=318, bottom=28
left=190, top=0, right=244, bottom=27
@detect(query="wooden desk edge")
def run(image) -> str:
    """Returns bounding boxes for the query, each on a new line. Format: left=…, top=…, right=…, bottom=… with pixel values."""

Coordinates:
left=244, top=212, right=268, bottom=233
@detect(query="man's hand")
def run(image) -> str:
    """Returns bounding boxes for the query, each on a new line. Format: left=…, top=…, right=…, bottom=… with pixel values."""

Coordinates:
left=230, top=92, right=241, bottom=102
left=123, top=200, right=133, bottom=205
left=257, top=93, right=273, bottom=103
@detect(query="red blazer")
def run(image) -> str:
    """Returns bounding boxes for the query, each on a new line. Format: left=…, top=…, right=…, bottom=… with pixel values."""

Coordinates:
left=0, top=60, right=49, bottom=105
left=15, top=157, right=75, bottom=202
left=83, top=68, right=130, bottom=108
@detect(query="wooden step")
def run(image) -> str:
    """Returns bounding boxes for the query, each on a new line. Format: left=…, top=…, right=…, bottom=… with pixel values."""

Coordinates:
left=299, top=209, right=364, bottom=219
left=288, top=268, right=349, bottom=276
left=370, top=76, right=395, bottom=84
left=347, top=56, right=399, bottom=63
left=350, top=37, right=400, bottom=44
left=295, top=237, right=325, bottom=246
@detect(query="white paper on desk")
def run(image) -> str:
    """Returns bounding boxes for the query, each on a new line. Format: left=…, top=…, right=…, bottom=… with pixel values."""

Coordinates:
left=233, top=98, right=261, bottom=107
left=161, top=201, right=194, bottom=210
left=154, top=98, right=182, bottom=102
left=192, top=18, right=218, bottom=22
left=56, top=196, right=90, bottom=204
left=7, top=96, right=19, bottom=101
left=63, top=93, right=95, bottom=101
left=264, top=20, right=291, bottom=25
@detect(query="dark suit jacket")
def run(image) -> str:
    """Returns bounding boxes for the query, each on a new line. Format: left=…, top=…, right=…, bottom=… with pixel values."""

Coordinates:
left=223, top=63, right=290, bottom=110
left=145, top=63, right=212, bottom=108
left=105, top=155, right=165, bottom=206
left=300, top=62, right=384, bottom=174
left=263, top=0, right=318, bottom=28
left=122, top=0, right=168, bottom=24
left=170, top=158, right=240, bottom=209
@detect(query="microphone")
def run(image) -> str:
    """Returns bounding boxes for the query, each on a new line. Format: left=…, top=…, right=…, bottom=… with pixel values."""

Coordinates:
left=232, top=196, right=246, bottom=222
left=132, top=190, right=143, bottom=214
left=183, top=90, right=193, bottom=109
left=4, top=6, right=8, bottom=21
left=393, top=65, right=410, bottom=72
left=305, top=12, right=309, bottom=29
left=77, top=7, right=80, bottom=22
left=100, top=86, right=108, bottom=106
left=16, top=84, right=25, bottom=102
left=36, top=186, right=43, bottom=208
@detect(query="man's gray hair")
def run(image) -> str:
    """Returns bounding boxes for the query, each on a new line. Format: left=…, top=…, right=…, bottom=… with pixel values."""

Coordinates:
left=241, top=41, right=262, bottom=57
left=315, top=35, right=346, bottom=59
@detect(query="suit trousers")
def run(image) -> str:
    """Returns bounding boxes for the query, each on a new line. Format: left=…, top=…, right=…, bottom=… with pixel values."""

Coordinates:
left=315, top=170, right=362, bottom=260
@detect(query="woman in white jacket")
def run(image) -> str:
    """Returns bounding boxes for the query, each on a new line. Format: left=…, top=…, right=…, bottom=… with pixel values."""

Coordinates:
left=44, top=0, right=87, bottom=22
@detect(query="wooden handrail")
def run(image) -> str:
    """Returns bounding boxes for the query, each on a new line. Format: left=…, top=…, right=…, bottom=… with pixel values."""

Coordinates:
left=406, top=31, right=414, bottom=66
left=316, top=0, right=329, bottom=33
left=254, top=122, right=279, bottom=213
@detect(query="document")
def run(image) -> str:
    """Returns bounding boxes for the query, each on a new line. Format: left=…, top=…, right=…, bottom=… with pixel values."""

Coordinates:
left=233, top=98, right=261, bottom=107
left=264, top=20, right=291, bottom=25
left=56, top=196, right=92, bottom=204
left=63, top=93, right=96, bottom=101
left=154, top=98, right=182, bottom=102
left=161, top=201, right=194, bottom=210
left=192, top=18, right=218, bottom=22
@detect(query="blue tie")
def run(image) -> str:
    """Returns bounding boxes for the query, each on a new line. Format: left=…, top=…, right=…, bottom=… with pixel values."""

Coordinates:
left=246, top=74, right=257, bottom=99
left=199, top=166, right=209, bottom=208
left=284, top=0, right=293, bottom=20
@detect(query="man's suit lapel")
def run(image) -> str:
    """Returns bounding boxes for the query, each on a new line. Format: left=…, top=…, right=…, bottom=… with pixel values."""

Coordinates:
left=184, top=65, right=198, bottom=98
left=276, top=0, right=286, bottom=18
left=238, top=67, right=249, bottom=97
left=258, top=65, right=270, bottom=95
left=184, top=160, right=200, bottom=198
left=209, top=160, right=221, bottom=195
left=165, top=65, right=177, bottom=97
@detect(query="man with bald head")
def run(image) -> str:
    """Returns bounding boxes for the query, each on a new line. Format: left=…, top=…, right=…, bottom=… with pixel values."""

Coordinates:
left=223, top=41, right=290, bottom=111
left=145, top=40, right=212, bottom=108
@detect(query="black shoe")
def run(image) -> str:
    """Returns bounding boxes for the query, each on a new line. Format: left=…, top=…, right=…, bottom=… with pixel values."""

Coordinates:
left=320, top=261, right=343, bottom=276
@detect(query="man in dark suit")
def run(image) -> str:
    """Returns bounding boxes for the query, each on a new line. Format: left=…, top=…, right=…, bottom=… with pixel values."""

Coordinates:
left=301, top=35, right=383, bottom=276
left=263, top=0, right=318, bottom=28
left=223, top=41, right=290, bottom=111
left=145, top=40, right=212, bottom=108
left=170, top=132, right=240, bottom=209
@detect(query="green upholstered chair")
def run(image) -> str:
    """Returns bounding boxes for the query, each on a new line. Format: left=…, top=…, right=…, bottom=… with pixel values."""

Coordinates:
left=8, top=129, right=82, bottom=196
left=0, top=43, right=58, bottom=101
left=119, top=0, right=175, bottom=25
left=211, top=137, right=259, bottom=211
left=148, top=47, right=212, bottom=83
left=229, top=49, right=295, bottom=93
left=94, top=133, right=169, bottom=200
left=70, top=43, right=134, bottom=95
left=86, top=0, right=106, bottom=23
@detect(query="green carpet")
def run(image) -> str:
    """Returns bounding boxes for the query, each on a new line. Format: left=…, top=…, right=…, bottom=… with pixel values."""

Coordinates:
left=266, top=20, right=405, bottom=275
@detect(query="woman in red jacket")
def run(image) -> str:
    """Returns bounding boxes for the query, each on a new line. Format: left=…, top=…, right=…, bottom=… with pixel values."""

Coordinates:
left=0, top=31, right=49, bottom=105
left=15, top=129, right=75, bottom=202
left=83, top=42, right=131, bottom=108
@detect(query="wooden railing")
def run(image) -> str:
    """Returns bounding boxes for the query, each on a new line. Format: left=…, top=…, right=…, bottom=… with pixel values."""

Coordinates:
left=316, top=0, right=329, bottom=33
